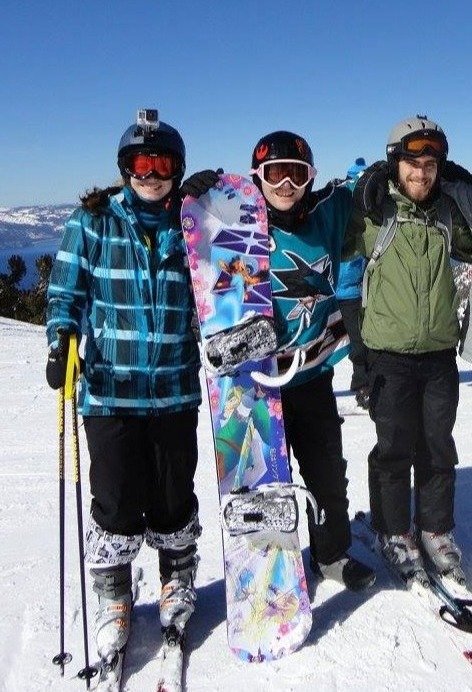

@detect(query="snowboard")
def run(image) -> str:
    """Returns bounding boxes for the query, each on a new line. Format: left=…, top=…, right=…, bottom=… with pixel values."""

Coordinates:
left=181, top=174, right=313, bottom=661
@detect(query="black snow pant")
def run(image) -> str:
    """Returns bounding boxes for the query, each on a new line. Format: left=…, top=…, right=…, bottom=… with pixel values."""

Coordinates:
left=281, top=369, right=351, bottom=565
left=338, top=297, right=369, bottom=392
left=84, top=409, right=199, bottom=536
left=367, top=349, right=459, bottom=536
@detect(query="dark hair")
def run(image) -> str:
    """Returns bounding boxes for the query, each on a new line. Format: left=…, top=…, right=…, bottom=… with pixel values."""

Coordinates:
left=80, top=184, right=124, bottom=215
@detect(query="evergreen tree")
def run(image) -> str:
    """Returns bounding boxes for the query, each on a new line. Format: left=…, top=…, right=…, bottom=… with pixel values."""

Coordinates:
left=0, top=254, right=26, bottom=320
left=0, top=252, right=54, bottom=324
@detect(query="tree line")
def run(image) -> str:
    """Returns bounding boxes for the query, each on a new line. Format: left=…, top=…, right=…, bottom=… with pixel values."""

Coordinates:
left=0, top=253, right=53, bottom=324
left=0, top=252, right=470, bottom=328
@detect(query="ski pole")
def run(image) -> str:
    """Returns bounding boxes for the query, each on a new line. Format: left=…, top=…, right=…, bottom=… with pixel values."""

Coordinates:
left=52, top=383, right=72, bottom=675
left=71, top=391, right=97, bottom=687
left=65, top=335, right=97, bottom=688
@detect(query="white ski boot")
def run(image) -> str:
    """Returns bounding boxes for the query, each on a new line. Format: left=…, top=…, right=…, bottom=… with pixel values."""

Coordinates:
left=159, top=578, right=196, bottom=630
left=420, top=530, right=466, bottom=586
left=91, top=564, right=132, bottom=661
left=159, top=545, right=197, bottom=631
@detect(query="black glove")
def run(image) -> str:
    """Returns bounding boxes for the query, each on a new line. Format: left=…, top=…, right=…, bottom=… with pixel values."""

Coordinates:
left=46, top=330, right=82, bottom=390
left=180, top=168, right=223, bottom=199
left=441, top=160, right=472, bottom=184
left=352, top=160, right=389, bottom=225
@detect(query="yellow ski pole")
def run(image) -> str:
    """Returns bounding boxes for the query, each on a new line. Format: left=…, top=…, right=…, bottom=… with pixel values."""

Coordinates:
left=51, top=381, right=72, bottom=675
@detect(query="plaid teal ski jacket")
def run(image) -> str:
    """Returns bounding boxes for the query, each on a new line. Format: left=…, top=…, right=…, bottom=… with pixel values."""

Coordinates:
left=46, top=189, right=201, bottom=416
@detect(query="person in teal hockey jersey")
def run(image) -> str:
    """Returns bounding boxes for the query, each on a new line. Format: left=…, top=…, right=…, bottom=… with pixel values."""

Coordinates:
left=249, top=130, right=375, bottom=591
left=176, top=131, right=376, bottom=592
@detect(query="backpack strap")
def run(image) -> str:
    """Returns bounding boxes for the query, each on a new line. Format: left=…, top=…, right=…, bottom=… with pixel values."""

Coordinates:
left=361, top=195, right=452, bottom=307
left=436, top=194, right=452, bottom=252
left=362, top=196, right=397, bottom=307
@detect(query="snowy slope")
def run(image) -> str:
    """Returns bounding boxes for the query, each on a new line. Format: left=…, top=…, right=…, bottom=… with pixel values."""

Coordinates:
left=2, top=316, right=472, bottom=692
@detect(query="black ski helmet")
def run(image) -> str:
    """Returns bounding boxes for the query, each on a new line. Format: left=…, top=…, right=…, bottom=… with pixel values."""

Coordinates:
left=251, top=130, right=314, bottom=171
left=250, top=131, right=315, bottom=230
left=117, top=110, right=186, bottom=180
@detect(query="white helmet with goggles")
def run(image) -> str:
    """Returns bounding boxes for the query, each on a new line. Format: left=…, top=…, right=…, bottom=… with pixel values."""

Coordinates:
left=386, top=115, right=448, bottom=161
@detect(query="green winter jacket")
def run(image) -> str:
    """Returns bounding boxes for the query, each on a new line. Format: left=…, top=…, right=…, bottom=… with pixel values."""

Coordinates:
left=345, top=182, right=472, bottom=353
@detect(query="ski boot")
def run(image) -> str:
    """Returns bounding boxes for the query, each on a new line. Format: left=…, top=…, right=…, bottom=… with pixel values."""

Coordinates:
left=420, top=530, right=467, bottom=586
left=159, top=544, right=198, bottom=631
left=315, top=553, right=376, bottom=591
left=91, top=563, right=132, bottom=661
left=381, top=533, right=430, bottom=587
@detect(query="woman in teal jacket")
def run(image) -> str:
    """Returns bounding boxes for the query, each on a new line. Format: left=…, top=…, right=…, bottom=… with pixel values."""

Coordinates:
left=46, top=109, right=208, bottom=665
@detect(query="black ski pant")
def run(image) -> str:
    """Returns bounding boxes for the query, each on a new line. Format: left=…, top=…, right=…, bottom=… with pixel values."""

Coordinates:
left=367, top=349, right=459, bottom=536
left=338, top=297, right=369, bottom=391
left=281, top=369, right=351, bottom=565
left=84, top=409, right=199, bottom=537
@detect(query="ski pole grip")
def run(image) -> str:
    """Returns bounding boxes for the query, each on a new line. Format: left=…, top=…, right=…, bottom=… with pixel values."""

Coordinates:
left=64, top=333, right=80, bottom=400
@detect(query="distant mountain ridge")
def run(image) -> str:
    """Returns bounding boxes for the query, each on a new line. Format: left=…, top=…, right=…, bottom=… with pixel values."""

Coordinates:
left=0, top=204, right=74, bottom=249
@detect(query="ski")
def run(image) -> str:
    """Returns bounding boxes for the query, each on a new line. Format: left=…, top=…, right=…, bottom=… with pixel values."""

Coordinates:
left=155, top=625, right=185, bottom=692
left=94, top=566, right=143, bottom=692
left=353, top=511, right=472, bottom=663
left=95, top=649, right=126, bottom=692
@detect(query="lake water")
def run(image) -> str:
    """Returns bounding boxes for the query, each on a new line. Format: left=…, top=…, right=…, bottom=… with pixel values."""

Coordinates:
left=0, top=239, right=60, bottom=289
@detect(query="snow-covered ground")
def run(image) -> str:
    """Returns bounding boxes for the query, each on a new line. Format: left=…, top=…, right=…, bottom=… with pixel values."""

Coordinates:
left=2, top=316, right=472, bottom=692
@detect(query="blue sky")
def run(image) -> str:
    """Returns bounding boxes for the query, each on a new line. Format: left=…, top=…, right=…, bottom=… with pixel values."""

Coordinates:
left=2, top=0, right=471, bottom=207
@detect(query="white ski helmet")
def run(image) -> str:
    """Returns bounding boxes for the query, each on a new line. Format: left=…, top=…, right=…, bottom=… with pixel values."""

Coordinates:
left=386, top=115, right=448, bottom=161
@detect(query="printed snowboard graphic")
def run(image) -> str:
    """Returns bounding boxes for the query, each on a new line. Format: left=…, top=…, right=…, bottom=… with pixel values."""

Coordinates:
left=182, top=174, right=312, bottom=661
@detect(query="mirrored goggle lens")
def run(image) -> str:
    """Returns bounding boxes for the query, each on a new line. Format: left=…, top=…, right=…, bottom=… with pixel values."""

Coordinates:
left=403, top=136, right=446, bottom=157
left=125, top=153, right=180, bottom=180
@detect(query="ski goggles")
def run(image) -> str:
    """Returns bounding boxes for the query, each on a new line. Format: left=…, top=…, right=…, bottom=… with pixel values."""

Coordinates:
left=124, top=153, right=181, bottom=180
left=250, top=159, right=317, bottom=190
left=396, top=132, right=448, bottom=158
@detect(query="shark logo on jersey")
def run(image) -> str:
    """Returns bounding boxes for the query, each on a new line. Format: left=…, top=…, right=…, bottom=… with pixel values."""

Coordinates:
left=272, top=251, right=334, bottom=320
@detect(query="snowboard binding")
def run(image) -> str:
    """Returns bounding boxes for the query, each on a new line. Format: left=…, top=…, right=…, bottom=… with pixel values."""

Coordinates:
left=202, top=314, right=277, bottom=376
left=220, top=483, right=318, bottom=536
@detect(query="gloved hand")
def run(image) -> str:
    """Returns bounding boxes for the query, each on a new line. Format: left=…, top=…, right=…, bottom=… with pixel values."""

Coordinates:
left=441, top=160, right=472, bottom=184
left=46, top=330, right=82, bottom=390
left=180, top=168, right=224, bottom=199
left=352, top=160, right=389, bottom=225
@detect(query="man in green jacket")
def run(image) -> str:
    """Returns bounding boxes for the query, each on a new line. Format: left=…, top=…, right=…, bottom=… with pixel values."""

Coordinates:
left=347, top=115, right=472, bottom=587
